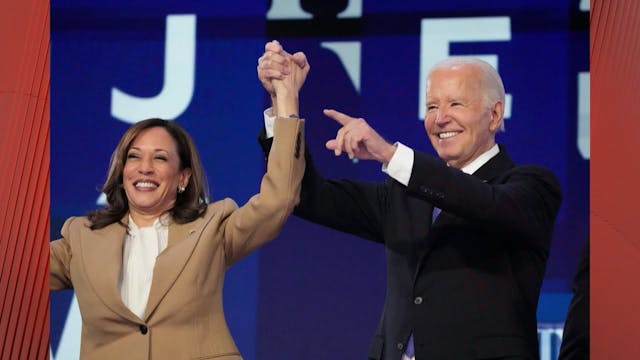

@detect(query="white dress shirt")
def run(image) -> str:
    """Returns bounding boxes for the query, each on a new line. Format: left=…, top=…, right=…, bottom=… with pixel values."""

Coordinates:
left=119, top=215, right=169, bottom=319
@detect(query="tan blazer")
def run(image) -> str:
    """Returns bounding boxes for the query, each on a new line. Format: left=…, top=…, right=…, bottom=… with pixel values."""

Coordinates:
left=50, top=118, right=304, bottom=360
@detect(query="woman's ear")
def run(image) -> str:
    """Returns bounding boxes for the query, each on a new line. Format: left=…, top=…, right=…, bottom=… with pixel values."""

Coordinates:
left=180, top=168, right=192, bottom=188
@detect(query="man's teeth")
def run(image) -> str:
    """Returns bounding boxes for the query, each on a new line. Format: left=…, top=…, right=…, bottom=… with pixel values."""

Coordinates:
left=135, top=182, right=157, bottom=189
left=439, top=132, right=458, bottom=139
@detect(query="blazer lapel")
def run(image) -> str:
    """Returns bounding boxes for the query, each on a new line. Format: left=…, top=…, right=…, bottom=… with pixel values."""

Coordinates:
left=80, top=217, right=140, bottom=323
left=472, top=145, right=515, bottom=183
left=143, top=215, right=204, bottom=320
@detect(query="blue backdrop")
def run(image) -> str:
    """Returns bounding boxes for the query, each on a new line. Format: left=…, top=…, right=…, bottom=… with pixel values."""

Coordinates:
left=50, top=1, right=589, bottom=359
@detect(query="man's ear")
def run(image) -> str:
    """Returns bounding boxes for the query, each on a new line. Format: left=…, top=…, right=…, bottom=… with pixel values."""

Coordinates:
left=489, top=101, right=504, bottom=132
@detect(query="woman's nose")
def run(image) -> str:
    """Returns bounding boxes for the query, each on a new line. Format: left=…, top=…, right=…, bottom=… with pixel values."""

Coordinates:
left=138, top=158, right=154, bottom=174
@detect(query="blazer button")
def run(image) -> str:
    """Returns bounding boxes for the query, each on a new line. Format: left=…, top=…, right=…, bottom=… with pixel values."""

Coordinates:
left=396, top=342, right=404, bottom=350
left=414, top=296, right=423, bottom=305
left=139, top=325, right=148, bottom=335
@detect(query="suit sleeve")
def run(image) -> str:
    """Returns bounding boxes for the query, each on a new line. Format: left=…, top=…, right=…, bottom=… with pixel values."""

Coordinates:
left=258, top=127, right=387, bottom=244
left=407, top=150, right=562, bottom=246
left=221, top=117, right=305, bottom=266
left=50, top=217, right=76, bottom=290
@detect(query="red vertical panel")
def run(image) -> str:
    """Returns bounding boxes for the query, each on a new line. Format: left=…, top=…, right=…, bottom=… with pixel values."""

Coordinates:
left=591, top=0, right=640, bottom=358
left=0, top=0, right=50, bottom=359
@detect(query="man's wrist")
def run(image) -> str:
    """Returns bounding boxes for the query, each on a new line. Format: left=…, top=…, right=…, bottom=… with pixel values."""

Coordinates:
left=382, top=142, right=413, bottom=186
left=383, top=143, right=398, bottom=164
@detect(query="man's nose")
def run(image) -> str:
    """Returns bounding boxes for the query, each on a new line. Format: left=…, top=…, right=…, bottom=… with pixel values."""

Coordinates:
left=434, top=109, right=449, bottom=125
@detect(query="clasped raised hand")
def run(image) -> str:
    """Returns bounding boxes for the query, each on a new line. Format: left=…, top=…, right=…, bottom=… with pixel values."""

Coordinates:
left=257, top=40, right=309, bottom=98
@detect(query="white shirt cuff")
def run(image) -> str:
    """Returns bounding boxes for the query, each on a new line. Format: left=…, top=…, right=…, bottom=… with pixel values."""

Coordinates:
left=264, top=107, right=276, bottom=139
left=382, top=142, right=414, bottom=186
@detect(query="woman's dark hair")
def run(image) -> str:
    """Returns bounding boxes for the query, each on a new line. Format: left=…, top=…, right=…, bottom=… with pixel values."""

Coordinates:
left=87, top=118, right=208, bottom=229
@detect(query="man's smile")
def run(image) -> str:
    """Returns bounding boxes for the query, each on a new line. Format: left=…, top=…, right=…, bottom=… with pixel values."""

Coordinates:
left=437, top=131, right=461, bottom=139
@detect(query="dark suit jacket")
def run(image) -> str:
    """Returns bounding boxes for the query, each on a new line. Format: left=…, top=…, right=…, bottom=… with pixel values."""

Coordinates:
left=260, top=133, right=561, bottom=359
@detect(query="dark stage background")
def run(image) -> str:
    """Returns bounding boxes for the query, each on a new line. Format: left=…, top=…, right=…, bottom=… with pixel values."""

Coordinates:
left=50, top=1, right=589, bottom=359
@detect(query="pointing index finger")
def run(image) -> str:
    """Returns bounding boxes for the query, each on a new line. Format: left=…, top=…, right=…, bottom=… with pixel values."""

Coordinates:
left=323, top=109, right=355, bottom=126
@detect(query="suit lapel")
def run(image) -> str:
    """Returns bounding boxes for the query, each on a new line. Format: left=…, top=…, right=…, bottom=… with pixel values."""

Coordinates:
left=80, top=217, right=140, bottom=323
left=471, top=145, right=514, bottom=183
left=143, top=214, right=206, bottom=320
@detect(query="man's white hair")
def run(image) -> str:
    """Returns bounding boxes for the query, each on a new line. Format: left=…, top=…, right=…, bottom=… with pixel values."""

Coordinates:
left=429, top=57, right=506, bottom=132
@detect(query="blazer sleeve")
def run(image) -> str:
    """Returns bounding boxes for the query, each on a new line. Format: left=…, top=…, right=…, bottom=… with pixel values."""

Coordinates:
left=406, top=150, right=562, bottom=246
left=258, top=127, right=387, bottom=244
left=50, top=217, right=77, bottom=290
left=221, top=117, right=305, bottom=266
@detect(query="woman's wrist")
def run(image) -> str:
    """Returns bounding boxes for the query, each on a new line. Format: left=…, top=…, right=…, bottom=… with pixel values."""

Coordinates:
left=275, top=92, right=299, bottom=118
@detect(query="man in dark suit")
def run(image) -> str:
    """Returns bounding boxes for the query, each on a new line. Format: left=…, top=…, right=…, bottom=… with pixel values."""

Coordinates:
left=257, top=40, right=561, bottom=359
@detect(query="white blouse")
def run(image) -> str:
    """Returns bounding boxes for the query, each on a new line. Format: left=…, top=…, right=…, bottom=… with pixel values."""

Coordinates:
left=119, top=215, right=169, bottom=319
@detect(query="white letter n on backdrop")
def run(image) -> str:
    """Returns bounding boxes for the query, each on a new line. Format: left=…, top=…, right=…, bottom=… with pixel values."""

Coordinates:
left=111, top=14, right=196, bottom=123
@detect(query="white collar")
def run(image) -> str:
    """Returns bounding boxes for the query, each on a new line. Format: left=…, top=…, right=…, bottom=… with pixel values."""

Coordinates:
left=128, top=213, right=171, bottom=231
left=459, top=144, right=500, bottom=175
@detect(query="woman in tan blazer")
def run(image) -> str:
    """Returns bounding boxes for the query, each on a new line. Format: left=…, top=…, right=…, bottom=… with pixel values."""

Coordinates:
left=50, top=48, right=309, bottom=360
